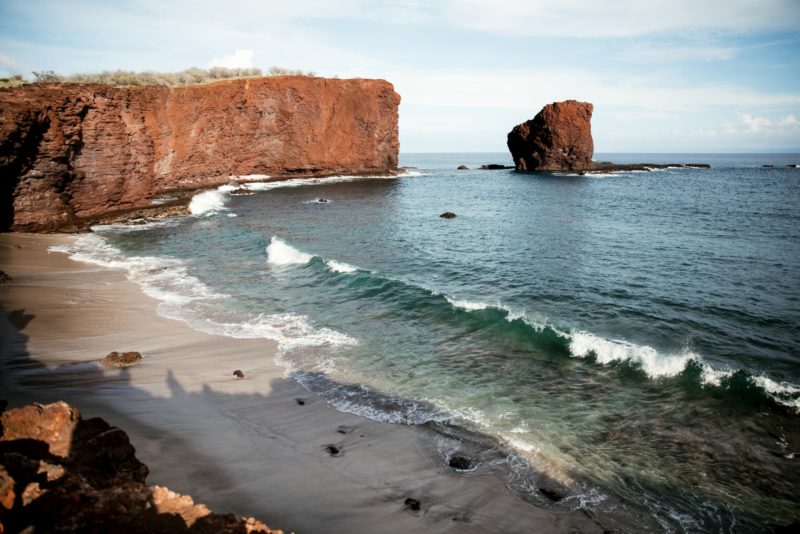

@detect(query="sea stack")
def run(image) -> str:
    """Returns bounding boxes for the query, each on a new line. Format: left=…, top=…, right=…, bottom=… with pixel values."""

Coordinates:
left=507, top=100, right=594, bottom=172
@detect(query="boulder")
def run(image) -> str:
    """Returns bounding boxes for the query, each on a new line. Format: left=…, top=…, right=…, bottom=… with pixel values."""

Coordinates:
left=101, top=351, right=142, bottom=367
left=440, top=212, right=457, bottom=219
left=457, top=165, right=469, bottom=170
left=0, top=401, right=281, bottom=533
left=507, top=100, right=594, bottom=172
left=448, top=455, right=473, bottom=470
left=479, top=164, right=513, bottom=170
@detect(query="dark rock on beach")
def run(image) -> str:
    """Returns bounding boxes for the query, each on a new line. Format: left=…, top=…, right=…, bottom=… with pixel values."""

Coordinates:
left=100, top=351, right=142, bottom=367
left=404, top=497, right=421, bottom=511
left=440, top=212, right=457, bottom=219
left=538, top=487, right=565, bottom=502
left=0, top=401, right=280, bottom=533
left=448, top=455, right=473, bottom=470
left=233, top=370, right=245, bottom=379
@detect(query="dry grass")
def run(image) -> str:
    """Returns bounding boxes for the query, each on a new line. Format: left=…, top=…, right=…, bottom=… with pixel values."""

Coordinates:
left=29, top=66, right=316, bottom=87
left=0, top=74, right=27, bottom=88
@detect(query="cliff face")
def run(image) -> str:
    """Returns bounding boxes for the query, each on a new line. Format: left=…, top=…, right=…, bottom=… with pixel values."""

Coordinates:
left=507, top=100, right=593, bottom=172
left=0, top=77, right=400, bottom=231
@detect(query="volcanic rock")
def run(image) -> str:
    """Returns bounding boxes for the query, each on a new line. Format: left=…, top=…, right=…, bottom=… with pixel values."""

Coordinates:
left=457, top=165, right=469, bottom=170
left=0, top=401, right=280, bottom=533
left=0, top=77, right=400, bottom=231
left=233, top=369, right=245, bottom=379
left=507, top=100, right=594, bottom=172
left=479, top=164, right=514, bottom=170
left=101, top=351, right=142, bottom=367
left=448, top=455, right=473, bottom=470
left=440, top=212, right=457, bottom=219
left=404, top=497, right=421, bottom=511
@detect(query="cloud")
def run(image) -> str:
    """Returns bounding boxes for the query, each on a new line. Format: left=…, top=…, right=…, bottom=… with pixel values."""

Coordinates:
left=0, top=53, right=25, bottom=75
left=440, top=0, right=800, bottom=37
left=619, top=44, right=740, bottom=63
left=209, top=49, right=255, bottom=69
left=720, top=113, right=800, bottom=134
left=388, top=67, right=800, bottom=113
left=781, top=114, right=799, bottom=127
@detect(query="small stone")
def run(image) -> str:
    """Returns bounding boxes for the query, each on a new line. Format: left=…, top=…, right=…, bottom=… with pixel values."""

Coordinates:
left=448, top=455, right=473, bottom=470
left=317, top=198, right=329, bottom=203
left=295, top=398, right=306, bottom=406
left=440, top=212, right=456, bottom=219
left=324, top=445, right=342, bottom=456
left=538, top=487, right=565, bottom=502
left=404, top=497, right=421, bottom=511
left=101, top=351, right=142, bottom=367
left=233, top=370, right=245, bottom=379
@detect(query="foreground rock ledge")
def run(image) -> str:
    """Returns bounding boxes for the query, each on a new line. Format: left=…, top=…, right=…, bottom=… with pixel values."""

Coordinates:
left=507, top=100, right=709, bottom=173
left=0, top=401, right=281, bottom=533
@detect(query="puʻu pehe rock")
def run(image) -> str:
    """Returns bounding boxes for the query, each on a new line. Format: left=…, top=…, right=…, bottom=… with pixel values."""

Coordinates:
left=507, top=100, right=594, bottom=172
left=0, top=401, right=280, bottom=533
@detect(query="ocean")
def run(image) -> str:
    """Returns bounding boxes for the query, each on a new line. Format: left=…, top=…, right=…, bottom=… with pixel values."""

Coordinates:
left=55, top=153, right=800, bottom=531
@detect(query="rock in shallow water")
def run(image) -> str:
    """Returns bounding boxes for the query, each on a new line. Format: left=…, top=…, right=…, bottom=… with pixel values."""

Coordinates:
left=440, top=212, right=457, bottom=219
left=448, top=455, right=473, bottom=470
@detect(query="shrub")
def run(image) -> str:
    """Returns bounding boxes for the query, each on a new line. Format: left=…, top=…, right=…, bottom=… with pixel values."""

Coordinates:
left=29, top=66, right=317, bottom=87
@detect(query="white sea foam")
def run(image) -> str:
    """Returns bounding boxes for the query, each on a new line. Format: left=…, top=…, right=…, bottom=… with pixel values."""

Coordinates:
left=445, top=296, right=490, bottom=311
left=190, top=312, right=357, bottom=349
left=50, top=233, right=357, bottom=358
left=189, top=189, right=227, bottom=215
left=50, top=234, right=225, bottom=309
left=569, top=331, right=698, bottom=378
left=227, top=213, right=238, bottom=218
left=326, top=259, right=357, bottom=273
left=266, top=237, right=313, bottom=266
left=753, top=375, right=800, bottom=412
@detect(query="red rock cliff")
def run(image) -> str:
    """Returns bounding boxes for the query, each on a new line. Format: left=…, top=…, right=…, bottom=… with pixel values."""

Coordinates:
left=507, top=100, right=593, bottom=172
left=0, top=77, right=400, bottom=231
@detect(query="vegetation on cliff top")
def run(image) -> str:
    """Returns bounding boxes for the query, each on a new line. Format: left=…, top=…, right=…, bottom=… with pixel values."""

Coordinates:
left=21, top=66, right=316, bottom=87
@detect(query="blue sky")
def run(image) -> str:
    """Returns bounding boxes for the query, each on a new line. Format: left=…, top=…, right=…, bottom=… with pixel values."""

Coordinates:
left=1, top=0, right=799, bottom=152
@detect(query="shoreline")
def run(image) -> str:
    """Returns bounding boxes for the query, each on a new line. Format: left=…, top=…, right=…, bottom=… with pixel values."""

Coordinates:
left=0, top=232, right=607, bottom=533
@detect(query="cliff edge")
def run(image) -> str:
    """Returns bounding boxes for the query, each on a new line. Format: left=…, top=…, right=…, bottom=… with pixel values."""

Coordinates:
left=0, top=76, right=400, bottom=231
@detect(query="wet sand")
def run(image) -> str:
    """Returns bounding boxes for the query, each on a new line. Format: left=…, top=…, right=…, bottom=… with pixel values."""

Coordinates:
left=0, top=233, right=603, bottom=533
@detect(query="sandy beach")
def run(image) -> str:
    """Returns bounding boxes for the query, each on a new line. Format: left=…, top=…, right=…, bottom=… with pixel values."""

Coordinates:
left=0, top=232, right=603, bottom=533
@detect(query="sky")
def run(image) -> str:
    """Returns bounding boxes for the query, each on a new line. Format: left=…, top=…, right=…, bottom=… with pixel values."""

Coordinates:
left=1, top=0, right=799, bottom=153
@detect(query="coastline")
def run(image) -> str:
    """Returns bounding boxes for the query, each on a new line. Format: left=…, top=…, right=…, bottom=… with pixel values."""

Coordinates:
left=0, top=232, right=605, bottom=533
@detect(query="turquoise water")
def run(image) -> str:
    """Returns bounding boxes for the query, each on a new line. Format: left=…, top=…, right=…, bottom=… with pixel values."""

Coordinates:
left=62, top=153, right=800, bottom=531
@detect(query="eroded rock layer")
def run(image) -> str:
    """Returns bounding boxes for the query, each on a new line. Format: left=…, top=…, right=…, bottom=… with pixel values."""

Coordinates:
left=0, top=77, right=400, bottom=231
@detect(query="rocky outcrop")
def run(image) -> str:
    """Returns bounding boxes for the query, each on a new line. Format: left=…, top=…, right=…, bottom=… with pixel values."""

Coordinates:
left=507, top=100, right=594, bottom=172
left=0, top=401, right=281, bottom=533
left=0, top=76, right=400, bottom=231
